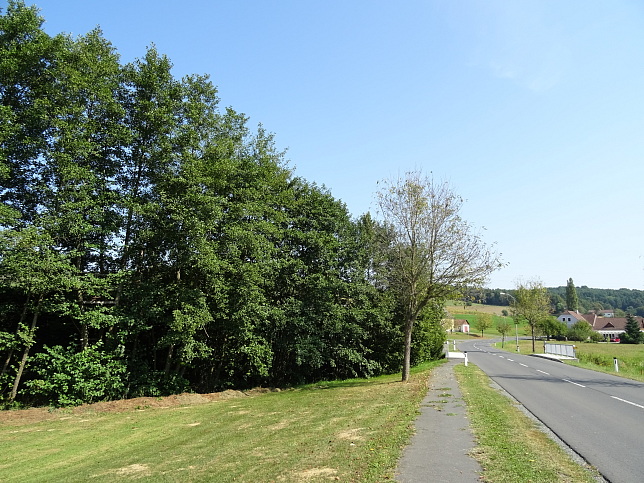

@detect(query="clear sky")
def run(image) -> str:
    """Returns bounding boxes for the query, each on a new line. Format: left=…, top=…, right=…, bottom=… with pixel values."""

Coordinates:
left=12, top=0, right=644, bottom=290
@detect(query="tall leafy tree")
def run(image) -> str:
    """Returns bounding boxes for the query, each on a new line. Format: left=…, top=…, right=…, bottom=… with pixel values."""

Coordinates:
left=511, top=280, right=551, bottom=352
left=566, top=278, right=579, bottom=312
left=376, top=170, right=502, bottom=382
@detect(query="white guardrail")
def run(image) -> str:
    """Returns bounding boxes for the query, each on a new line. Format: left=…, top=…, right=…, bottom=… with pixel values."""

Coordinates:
left=544, top=343, right=576, bottom=358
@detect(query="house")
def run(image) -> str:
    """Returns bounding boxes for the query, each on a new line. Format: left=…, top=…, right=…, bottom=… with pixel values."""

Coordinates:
left=557, top=310, right=587, bottom=328
left=453, top=319, right=470, bottom=333
left=597, top=309, right=615, bottom=318
left=577, top=312, right=644, bottom=340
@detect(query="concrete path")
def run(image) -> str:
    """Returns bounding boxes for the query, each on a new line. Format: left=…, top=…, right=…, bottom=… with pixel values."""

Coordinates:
left=395, top=359, right=482, bottom=482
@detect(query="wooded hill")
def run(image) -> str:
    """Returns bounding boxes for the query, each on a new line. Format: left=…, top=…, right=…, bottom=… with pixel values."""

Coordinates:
left=483, top=287, right=644, bottom=316
left=0, top=2, right=447, bottom=407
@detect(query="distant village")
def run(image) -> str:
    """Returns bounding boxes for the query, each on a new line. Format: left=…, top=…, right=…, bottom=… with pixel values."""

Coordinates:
left=445, top=309, right=644, bottom=342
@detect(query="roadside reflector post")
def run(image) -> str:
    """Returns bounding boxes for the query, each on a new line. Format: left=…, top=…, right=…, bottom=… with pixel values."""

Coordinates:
left=453, top=340, right=456, bottom=351
left=464, top=351, right=468, bottom=366
left=614, top=357, right=619, bottom=372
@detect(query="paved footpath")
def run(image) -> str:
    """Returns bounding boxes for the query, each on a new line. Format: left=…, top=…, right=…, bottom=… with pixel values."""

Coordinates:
left=395, top=359, right=482, bottom=482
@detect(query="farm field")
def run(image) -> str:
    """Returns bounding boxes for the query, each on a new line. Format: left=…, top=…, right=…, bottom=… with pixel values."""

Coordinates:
left=445, top=302, right=527, bottom=339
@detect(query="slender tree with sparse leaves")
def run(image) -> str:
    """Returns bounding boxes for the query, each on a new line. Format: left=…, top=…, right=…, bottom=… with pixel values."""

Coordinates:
left=376, top=170, right=502, bottom=382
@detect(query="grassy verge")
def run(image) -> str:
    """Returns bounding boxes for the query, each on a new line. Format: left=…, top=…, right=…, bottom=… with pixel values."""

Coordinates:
left=568, top=343, right=644, bottom=382
left=455, top=364, right=600, bottom=482
left=0, top=362, right=440, bottom=482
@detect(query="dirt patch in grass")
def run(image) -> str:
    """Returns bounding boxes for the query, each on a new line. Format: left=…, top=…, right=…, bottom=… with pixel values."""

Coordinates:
left=0, top=388, right=281, bottom=425
left=115, top=463, right=151, bottom=476
left=336, top=428, right=365, bottom=441
left=292, top=467, right=338, bottom=479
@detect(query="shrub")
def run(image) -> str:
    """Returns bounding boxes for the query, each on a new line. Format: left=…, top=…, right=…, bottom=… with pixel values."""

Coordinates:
left=25, top=344, right=127, bottom=407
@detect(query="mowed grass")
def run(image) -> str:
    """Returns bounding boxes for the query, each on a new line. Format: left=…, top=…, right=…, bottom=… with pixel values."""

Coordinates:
left=0, top=362, right=440, bottom=483
left=455, top=364, right=599, bottom=483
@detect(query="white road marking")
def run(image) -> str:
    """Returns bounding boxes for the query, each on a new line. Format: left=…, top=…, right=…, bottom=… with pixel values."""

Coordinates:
left=611, top=396, right=644, bottom=410
left=537, top=370, right=550, bottom=375
left=519, top=363, right=528, bottom=367
left=563, top=379, right=586, bottom=388
left=507, top=359, right=514, bottom=362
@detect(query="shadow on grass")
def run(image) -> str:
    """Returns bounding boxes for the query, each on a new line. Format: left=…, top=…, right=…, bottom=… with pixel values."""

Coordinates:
left=298, top=360, right=445, bottom=391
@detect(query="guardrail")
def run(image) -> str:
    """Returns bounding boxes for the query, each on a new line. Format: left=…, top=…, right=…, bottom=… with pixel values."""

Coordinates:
left=544, top=343, right=576, bottom=358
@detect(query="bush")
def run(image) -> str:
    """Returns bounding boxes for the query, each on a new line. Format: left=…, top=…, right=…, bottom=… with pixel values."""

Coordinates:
left=411, top=305, right=447, bottom=364
left=25, top=344, right=127, bottom=407
left=566, top=320, right=594, bottom=341
left=589, top=332, right=604, bottom=343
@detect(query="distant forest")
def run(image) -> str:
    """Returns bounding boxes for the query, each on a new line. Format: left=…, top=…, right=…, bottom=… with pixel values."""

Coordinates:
left=483, top=287, right=644, bottom=317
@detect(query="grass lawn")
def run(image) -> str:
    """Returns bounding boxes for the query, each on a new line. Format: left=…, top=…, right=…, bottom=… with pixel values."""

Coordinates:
left=0, top=362, right=440, bottom=482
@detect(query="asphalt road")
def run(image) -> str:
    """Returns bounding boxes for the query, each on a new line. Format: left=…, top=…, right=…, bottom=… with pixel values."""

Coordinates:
left=458, top=339, right=644, bottom=483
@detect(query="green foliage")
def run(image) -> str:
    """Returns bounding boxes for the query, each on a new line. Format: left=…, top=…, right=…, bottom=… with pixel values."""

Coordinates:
left=539, top=317, right=567, bottom=340
left=474, top=312, right=493, bottom=336
left=25, top=344, right=127, bottom=407
left=411, top=303, right=447, bottom=364
left=496, top=319, right=511, bottom=347
left=621, top=314, right=644, bottom=344
left=0, top=2, right=439, bottom=406
left=566, top=320, right=594, bottom=342
left=511, top=280, right=551, bottom=352
left=565, top=278, right=579, bottom=312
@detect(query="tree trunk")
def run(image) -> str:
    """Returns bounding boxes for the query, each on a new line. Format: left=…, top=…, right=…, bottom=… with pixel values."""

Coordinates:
left=1, top=294, right=30, bottom=378
left=401, top=316, right=415, bottom=382
left=9, top=294, right=43, bottom=403
left=164, top=344, right=174, bottom=375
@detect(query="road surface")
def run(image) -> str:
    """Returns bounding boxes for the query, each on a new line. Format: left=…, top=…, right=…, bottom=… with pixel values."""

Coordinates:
left=458, top=339, right=644, bottom=483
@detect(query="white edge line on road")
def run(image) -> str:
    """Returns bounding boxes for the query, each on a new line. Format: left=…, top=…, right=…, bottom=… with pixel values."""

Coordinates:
left=563, top=379, right=586, bottom=388
left=611, top=396, right=644, bottom=410
left=507, top=359, right=514, bottom=362
left=519, top=363, right=528, bottom=367
left=537, top=370, right=550, bottom=375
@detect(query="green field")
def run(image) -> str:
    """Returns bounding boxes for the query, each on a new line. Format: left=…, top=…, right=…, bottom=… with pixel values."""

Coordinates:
left=570, top=342, right=644, bottom=382
left=446, top=302, right=528, bottom=339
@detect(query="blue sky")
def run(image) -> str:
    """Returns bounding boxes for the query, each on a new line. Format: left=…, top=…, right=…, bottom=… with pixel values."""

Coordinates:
left=14, top=0, right=644, bottom=290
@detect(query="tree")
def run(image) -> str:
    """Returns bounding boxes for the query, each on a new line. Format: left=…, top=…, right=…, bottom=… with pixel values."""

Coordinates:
left=566, top=278, right=579, bottom=312
left=566, top=320, right=593, bottom=342
left=621, top=314, right=643, bottom=344
left=511, top=280, right=551, bottom=353
left=539, top=317, right=567, bottom=340
left=376, top=170, right=502, bottom=381
left=475, top=313, right=493, bottom=338
left=496, top=319, right=511, bottom=348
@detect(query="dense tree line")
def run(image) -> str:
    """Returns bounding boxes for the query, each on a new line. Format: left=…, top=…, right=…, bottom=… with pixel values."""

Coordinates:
left=0, top=2, right=448, bottom=407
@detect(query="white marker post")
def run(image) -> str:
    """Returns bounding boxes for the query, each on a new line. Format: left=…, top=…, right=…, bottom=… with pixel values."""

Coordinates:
left=614, top=357, right=619, bottom=372
left=464, top=351, right=468, bottom=366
